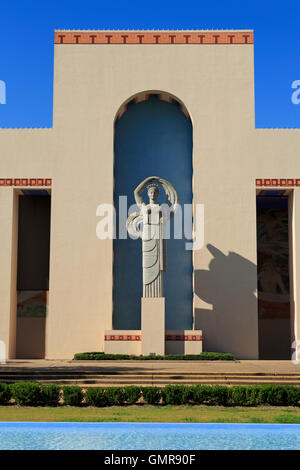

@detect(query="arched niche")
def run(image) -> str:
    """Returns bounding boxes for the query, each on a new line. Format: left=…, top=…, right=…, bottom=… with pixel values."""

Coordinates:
left=113, top=91, right=193, bottom=330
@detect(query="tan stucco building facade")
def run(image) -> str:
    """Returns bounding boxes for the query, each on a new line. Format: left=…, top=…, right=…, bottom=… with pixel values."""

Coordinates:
left=0, top=29, right=299, bottom=360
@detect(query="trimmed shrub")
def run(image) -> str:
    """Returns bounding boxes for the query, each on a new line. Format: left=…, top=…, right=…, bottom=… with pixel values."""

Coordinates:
left=0, top=382, right=12, bottom=405
left=86, top=387, right=129, bottom=406
left=104, top=387, right=126, bottom=406
left=62, top=386, right=84, bottom=406
left=11, top=382, right=42, bottom=406
left=5, top=383, right=300, bottom=408
left=85, top=387, right=109, bottom=407
left=142, top=387, right=162, bottom=405
left=73, top=352, right=235, bottom=361
left=165, top=353, right=235, bottom=361
left=244, top=386, right=261, bottom=406
left=138, top=355, right=164, bottom=360
left=191, top=385, right=214, bottom=405
left=73, top=352, right=106, bottom=360
left=210, top=386, right=229, bottom=406
left=256, top=385, right=300, bottom=406
left=229, top=386, right=260, bottom=407
left=229, top=386, right=247, bottom=406
left=74, top=352, right=132, bottom=360
left=195, top=352, right=235, bottom=361
left=124, top=386, right=141, bottom=405
left=162, top=385, right=191, bottom=405
left=40, top=385, right=60, bottom=406
left=285, top=386, right=300, bottom=406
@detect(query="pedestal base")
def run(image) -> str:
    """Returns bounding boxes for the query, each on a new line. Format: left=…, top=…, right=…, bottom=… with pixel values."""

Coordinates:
left=165, top=330, right=202, bottom=355
left=141, top=297, right=165, bottom=356
left=104, top=330, right=141, bottom=355
left=103, top=327, right=203, bottom=356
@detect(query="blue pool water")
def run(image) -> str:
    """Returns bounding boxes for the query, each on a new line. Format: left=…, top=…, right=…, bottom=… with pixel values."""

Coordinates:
left=0, top=422, right=300, bottom=450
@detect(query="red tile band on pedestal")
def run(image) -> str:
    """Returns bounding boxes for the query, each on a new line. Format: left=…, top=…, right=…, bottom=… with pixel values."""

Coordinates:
left=104, top=334, right=202, bottom=341
left=0, top=178, right=52, bottom=186
left=105, top=335, right=142, bottom=341
left=165, top=335, right=202, bottom=341
left=256, top=179, right=300, bottom=187
left=54, top=31, right=253, bottom=45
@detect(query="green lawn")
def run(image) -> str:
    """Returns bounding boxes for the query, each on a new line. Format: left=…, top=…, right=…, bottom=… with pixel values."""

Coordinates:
left=1, top=405, right=300, bottom=423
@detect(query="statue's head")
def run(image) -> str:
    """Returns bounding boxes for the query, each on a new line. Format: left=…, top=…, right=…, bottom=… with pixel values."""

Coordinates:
left=147, top=183, right=159, bottom=203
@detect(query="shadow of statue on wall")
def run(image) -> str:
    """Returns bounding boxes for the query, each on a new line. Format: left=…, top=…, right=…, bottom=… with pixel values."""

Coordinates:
left=194, top=244, right=258, bottom=358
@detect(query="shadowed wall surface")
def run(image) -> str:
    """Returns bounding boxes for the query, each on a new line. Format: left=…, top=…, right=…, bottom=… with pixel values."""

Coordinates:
left=113, top=94, right=193, bottom=329
left=256, top=195, right=291, bottom=359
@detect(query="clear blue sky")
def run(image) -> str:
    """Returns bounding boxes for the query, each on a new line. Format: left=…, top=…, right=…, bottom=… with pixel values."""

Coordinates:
left=0, top=0, right=299, bottom=128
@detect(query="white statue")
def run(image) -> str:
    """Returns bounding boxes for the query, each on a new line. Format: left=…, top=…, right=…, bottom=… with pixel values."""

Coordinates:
left=126, top=176, right=179, bottom=297
left=0, top=340, right=6, bottom=364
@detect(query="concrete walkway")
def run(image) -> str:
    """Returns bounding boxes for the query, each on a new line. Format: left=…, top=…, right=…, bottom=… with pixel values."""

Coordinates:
left=1, top=360, right=300, bottom=386
left=1, top=359, right=300, bottom=374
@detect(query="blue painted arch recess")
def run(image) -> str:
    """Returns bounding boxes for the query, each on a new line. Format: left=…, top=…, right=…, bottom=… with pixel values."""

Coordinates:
left=113, top=93, right=193, bottom=330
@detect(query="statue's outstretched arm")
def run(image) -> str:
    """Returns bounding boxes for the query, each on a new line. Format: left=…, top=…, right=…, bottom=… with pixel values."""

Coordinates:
left=157, top=178, right=179, bottom=212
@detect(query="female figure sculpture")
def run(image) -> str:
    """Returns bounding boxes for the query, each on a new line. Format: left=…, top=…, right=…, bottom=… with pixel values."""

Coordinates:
left=126, top=176, right=178, bottom=298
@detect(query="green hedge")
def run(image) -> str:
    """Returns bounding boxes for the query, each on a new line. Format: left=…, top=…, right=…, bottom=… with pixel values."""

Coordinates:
left=83, top=384, right=300, bottom=407
left=86, top=387, right=134, bottom=407
left=163, top=385, right=191, bottom=405
left=40, top=385, right=60, bottom=406
left=86, top=388, right=110, bottom=407
left=62, top=386, right=84, bottom=406
left=10, top=382, right=61, bottom=406
left=73, top=352, right=235, bottom=361
left=11, top=382, right=43, bottom=406
left=0, top=383, right=12, bottom=405
left=124, top=386, right=141, bottom=405
left=2, top=383, right=300, bottom=407
left=141, top=387, right=162, bottom=405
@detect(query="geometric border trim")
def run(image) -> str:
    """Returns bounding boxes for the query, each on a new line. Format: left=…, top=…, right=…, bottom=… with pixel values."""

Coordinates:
left=165, top=335, right=202, bottom=341
left=0, top=178, right=52, bottom=186
left=104, top=334, right=202, bottom=341
left=105, top=335, right=141, bottom=341
left=55, top=31, right=253, bottom=45
left=256, top=179, right=300, bottom=187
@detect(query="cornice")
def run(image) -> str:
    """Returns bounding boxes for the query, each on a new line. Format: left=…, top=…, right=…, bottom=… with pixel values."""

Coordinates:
left=54, top=30, right=253, bottom=45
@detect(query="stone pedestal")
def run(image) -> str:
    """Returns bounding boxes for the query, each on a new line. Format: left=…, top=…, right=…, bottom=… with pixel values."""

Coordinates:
left=165, top=330, right=203, bottom=355
left=0, top=340, right=6, bottom=364
left=104, top=330, right=141, bottom=355
left=141, top=297, right=165, bottom=356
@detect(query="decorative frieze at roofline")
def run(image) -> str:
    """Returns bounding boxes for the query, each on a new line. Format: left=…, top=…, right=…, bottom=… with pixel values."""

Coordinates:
left=54, top=30, right=253, bottom=45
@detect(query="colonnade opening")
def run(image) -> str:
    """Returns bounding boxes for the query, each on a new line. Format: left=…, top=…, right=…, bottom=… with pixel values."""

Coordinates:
left=15, top=191, right=51, bottom=359
left=256, top=190, right=291, bottom=359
